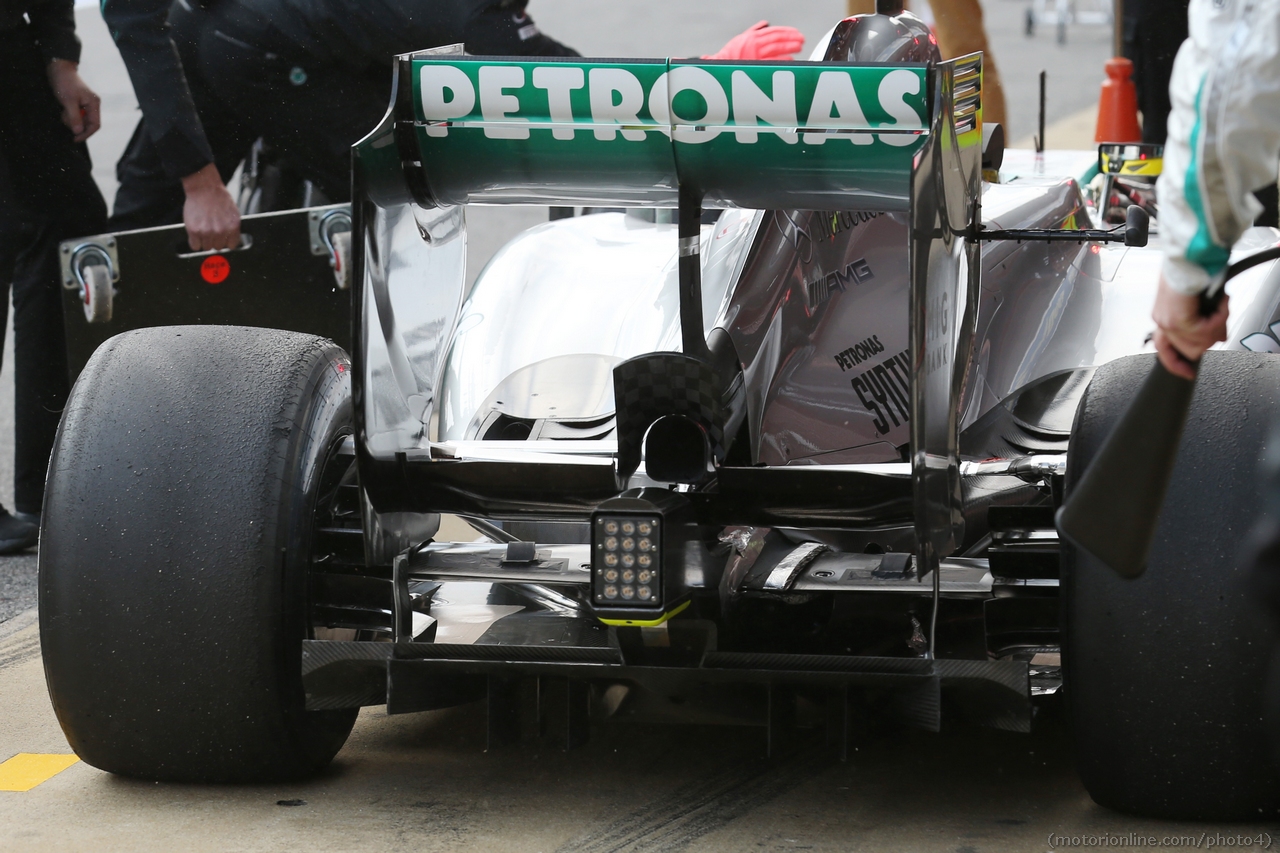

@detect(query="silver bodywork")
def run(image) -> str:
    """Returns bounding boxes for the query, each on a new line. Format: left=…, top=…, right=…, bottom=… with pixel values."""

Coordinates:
left=312, top=15, right=1280, bottom=740
left=430, top=149, right=1280, bottom=469
left=437, top=209, right=755, bottom=443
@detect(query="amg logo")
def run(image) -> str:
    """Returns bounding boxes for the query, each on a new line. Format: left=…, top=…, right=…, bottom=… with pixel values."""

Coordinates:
left=851, top=349, right=911, bottom=436
left=805, top=258, right=873, bottom=308
left=834, top=335, right=885, bottom=371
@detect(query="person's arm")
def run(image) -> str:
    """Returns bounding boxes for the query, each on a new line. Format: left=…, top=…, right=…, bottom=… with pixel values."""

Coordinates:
left=25, top=0, right=102, bottom=143
left=46, top=59, right=101, bottom=143
left=102, top=0, right=238, bottom=250
left=26, top=0, right=80, bottom=65
left=464, top=1, right=580, bottom=56
left=1151, top=0, right=1280, bottom=377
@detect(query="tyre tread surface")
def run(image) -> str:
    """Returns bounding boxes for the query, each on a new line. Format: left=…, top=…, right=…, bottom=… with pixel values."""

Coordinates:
left=40, top=325, right=357, bottom=782
left=1063, top=351, right=1280, bottom=819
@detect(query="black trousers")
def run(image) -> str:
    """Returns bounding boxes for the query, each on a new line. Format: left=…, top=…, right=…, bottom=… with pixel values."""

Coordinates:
left=0, top=28, right=108, bottom=514
left=1122, top=0, right=1190, bottom=147
left=110, top=0, right=388, bottom=230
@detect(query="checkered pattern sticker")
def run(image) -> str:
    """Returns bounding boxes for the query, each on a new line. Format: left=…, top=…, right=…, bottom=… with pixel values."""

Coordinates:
left=613, top=353, right=728, bottom=480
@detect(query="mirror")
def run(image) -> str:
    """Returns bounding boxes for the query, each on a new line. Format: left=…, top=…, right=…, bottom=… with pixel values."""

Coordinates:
left=1124, top=204, right=1150, bottom=247
left=1099, top=143, right=1164, bottom=177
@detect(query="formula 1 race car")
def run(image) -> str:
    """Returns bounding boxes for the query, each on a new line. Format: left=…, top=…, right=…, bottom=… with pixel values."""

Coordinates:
left=37, top=12, right=1280, bottom=820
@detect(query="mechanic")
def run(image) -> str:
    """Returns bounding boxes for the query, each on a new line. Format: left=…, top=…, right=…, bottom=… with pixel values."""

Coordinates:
left=1120, top=0, right=1280, bottom=765
left=0, top=0, right=108, bottom=551
left=1149, top=0, right=1279, bottom=381
left=102, top=0, right=240, bottom=251
left=105, top=0, right=577, bottom=235
left=1188, top=0, right=1280, bottom=764
left=107, top=1, right=804, bottom=233
left=1122, top=0, right=1277, bottom=225
left=1122, top=0, right=1190, bottom=147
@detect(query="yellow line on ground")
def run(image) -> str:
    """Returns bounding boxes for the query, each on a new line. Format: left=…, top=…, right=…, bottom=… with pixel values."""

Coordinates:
left=0, top=754, right=80, bottom=792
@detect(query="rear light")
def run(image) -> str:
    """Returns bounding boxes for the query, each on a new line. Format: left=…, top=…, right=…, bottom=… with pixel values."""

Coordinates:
left=589, top=490, right=699, bottom=627
left=594, top=514, right=661, bottom=607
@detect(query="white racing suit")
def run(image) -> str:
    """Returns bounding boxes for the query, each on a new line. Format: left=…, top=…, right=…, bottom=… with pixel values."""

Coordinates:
left=1158, top=0, right=1280, bottom=295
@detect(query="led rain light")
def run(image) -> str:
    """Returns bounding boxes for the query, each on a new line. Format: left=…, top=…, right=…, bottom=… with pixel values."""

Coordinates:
left=594, top=514, right=662, bottom=607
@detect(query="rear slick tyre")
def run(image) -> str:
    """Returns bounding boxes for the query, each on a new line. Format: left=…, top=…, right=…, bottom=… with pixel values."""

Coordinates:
left=1062, top=352, right=1280, bottom=819
left=40, top=325, right=358, bottom=782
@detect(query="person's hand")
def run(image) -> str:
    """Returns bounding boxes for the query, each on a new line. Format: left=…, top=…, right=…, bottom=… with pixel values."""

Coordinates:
left=705, top=21, right=805, bottom=62
left=1151, top=275, right=1229, bottom=380
left=180, top=164, right=241, bottom=251
left=46, top=59, right=101, bottom=143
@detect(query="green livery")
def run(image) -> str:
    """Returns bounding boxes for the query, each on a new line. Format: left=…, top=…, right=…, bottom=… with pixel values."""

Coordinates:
left=409, top=58, right=931, bottom=209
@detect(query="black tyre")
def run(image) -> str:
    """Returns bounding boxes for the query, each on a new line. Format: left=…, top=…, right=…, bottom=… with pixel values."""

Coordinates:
left=40, top=325, right=359, bottom=782
left=1063, top=352, right=1280, bottom=819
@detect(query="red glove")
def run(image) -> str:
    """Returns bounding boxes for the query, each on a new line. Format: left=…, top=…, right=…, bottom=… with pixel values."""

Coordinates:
left=705, top=21, right=806, bottom=61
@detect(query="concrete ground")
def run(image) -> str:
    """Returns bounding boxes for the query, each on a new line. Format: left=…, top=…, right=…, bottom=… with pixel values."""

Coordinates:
left=0, top=2, right=1226, bottom=850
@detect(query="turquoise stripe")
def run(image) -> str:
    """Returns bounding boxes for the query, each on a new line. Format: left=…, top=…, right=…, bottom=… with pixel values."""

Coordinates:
left=1184, top=79, right=1231, bottom=276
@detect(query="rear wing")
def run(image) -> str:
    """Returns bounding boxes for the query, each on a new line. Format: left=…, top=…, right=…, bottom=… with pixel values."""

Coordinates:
left=352, top=51, right=984, bottom=579
left=404, top=52, right=936, bottom=210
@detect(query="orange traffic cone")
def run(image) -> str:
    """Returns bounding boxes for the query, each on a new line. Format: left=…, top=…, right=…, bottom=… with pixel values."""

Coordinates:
left=1095, top=57, right=1143, bottom=143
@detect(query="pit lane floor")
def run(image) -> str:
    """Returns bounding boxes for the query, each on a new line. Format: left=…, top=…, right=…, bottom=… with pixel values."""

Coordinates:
left=2, top=619, right=1277, bottom=853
